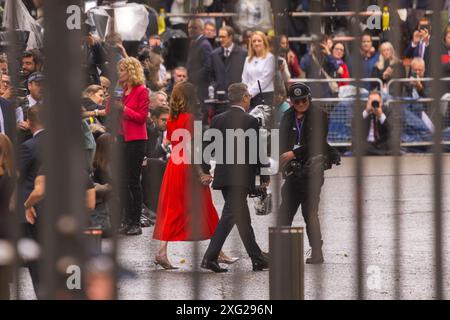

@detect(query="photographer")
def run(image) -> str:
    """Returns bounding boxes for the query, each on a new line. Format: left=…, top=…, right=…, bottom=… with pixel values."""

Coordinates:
left=404, top=17, right=433, bottom=72
left=403, top=57, right=429, bottom=98
left=278, top=82, right=340, bottom=264
left=355, top=91, right=393, bottom=156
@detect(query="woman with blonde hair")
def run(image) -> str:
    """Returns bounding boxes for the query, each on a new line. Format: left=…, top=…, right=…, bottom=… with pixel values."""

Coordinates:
left=152, top=82, right=236, bottom=269
left=371, top=41, right=405, bottom=90
left=241, top=30, right=275, bottom=108
left=117, top=57, right=150, bottom=235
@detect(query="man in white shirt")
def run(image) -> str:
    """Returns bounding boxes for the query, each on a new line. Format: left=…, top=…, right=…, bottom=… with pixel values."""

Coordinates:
left=356, top=91, right=393, bottom=155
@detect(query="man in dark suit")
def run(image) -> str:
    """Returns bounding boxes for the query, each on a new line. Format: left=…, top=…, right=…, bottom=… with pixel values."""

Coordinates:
left=278, top=82, right=340, bottom=264
left=186, top=19, right=213, bottom=113
left=403, top=17, right=433, bottom=75
left=0, top=97, right=16, bottom=143
left=141, top=106, right=170, bottom=224
left=18, top=104, right=45, bottom=298
left=201, top=83, right=270, bottom=273
left=354, top=91, right=393, bottom=156
left=211, top=26, right=247, bottom=95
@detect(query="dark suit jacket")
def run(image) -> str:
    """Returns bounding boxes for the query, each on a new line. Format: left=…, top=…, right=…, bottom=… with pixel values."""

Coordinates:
left=0, top=97, right=16, bottom=142
left=354, top=106, right=393, bottom=154
left=18, top=130, right=46, bottom=222
left=279, top=105, right=331, bottom=165
left=186, top=35, right=213, bottom=100
left=145, top=122, right=168, bottom=159
left=403, top=77, right=430, bottom=98
left=403, top=38, right=433, bottom=75
left=209, top=107, right=261, bottom=191
left=211, top=45, right=247, bottom=93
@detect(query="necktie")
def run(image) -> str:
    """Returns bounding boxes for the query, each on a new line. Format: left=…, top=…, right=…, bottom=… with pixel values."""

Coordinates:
left=418, top=41, right=424, bottom=59
left=225, top=48, right=229, bottom=58
left=373, top=117, right=380, bottom=141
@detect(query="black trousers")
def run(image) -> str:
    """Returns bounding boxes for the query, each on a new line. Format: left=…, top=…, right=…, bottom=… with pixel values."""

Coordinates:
left=279, top=174, right=324, bottom=250
left=142, top=158, right=167, bottom=212
left=22, top=222, right=41, bottom=299
left=204, top=186, right=262, bottom=261
left=121, top=139, right=146, bottom=226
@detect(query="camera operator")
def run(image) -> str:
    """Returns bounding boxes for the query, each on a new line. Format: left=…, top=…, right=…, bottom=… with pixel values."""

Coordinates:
left=403, top=57, right=429, bottom=98
left=82, top=24, right=107, bottom=85
left=404, top=17, right=433, bottom=73
left=278, top=82, right=340, bottom=264
left=355, top=91, right=393, bottom=156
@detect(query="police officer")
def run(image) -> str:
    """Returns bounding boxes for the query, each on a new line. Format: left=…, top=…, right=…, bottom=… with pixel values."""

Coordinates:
left=278, top=82, right=339, bottom=264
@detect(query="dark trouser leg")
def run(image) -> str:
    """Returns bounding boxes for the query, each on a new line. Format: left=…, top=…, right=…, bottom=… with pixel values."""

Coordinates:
left=204, top=187, right=261, bottom=260
left=125, top=140, right=145, bottom=226
left=301, top=176, right=324, bottom=250
left=230, top=188, right=262, bottom=260
left=23, top=223, right=41, bottom=298
left=118, top=137, right=129, bottom=225
left=278, top=176, right=303, bottom=226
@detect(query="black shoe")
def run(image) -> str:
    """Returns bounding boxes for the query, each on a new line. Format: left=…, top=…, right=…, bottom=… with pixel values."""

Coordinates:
left=125, top=225, right=142, bottom=236
left=305, top=251, right=324, bottom=264
left=140, top=215, right=153, bottom=228
left=252, top=252, right=269, bottom=271
left=201, top=258, right=228, bottom=273
left=118, top=224, right=130, bottom=235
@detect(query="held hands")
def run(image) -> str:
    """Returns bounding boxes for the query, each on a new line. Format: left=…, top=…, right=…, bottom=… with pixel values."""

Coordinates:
left=199, top=172, right=213, bottom=186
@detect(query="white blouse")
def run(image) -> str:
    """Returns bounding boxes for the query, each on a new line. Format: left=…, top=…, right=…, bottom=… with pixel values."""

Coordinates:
left=241, top=52, right=275, bottom=97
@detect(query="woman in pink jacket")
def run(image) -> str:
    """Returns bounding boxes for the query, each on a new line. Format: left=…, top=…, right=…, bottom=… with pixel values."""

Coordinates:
left=117, top=57, right=149, bottom=235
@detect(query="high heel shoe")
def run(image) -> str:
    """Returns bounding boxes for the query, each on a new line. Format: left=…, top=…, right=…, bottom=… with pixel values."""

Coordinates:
left=154, top=255, right=179, bottom=270
left=217, top=252, right=240, bottom=265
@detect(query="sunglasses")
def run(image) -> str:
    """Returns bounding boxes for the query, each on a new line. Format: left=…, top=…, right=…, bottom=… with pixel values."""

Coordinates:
left=292, top=97, right=308, bottom=104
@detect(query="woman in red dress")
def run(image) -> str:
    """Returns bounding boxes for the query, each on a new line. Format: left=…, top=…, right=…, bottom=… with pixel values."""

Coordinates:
left=153, top=82, right=235, bottom=269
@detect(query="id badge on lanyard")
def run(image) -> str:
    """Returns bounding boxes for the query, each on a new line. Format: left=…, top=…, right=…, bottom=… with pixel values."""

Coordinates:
left=294, top=117, right=303, bottom=147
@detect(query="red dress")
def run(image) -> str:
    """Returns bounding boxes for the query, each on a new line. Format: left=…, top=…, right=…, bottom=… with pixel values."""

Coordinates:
left=153, top=112, right=219, bottom=241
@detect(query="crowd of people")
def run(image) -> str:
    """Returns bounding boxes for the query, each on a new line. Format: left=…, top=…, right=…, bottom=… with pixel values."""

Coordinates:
left=1, top=0, right=450, bottom=299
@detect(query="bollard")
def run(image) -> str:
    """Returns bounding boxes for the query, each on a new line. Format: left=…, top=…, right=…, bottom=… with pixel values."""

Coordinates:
left=269, top=227, right=304, bottom=300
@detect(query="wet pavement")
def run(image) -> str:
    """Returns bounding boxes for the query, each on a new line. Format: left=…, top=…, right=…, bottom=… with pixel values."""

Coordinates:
left=17, top=154, right=450, bottom=299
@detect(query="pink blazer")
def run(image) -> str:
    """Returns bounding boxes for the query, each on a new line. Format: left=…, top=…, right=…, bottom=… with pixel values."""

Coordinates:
left=121, top=84, right=149, bottom=142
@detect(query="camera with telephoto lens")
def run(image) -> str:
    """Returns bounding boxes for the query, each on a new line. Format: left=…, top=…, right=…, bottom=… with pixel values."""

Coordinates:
left=372, top=100, right=380, bottom=109
left=249, top=185, right=272, bottom=215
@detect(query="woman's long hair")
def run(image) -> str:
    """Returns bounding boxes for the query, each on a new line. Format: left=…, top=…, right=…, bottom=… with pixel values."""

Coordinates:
left=117, top=57, right=146, bottom=87
left=169, top=82, right=198, bottom=120
left=376, top=41, right=400, bottom=70
left=82, top=84, right=103, bottom=99
left=92, top=133, right=113, bottom=173
left=0, top=133, right=14, bottom=177
left=247, top=30, right=270, bottom=62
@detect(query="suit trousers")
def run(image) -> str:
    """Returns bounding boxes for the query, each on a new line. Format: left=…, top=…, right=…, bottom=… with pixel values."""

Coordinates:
left=121, top=139, right=146, bottom=226
left=279, top=174, right=324, bottom=250
left=204, top=186, right=262, bottom=261
left=23, top=222, right=41, bottom=299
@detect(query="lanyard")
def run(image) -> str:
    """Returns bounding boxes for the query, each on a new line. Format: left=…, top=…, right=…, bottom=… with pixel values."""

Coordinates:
left=295, top=117, right=303, bottom=145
